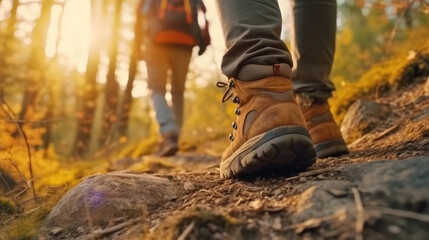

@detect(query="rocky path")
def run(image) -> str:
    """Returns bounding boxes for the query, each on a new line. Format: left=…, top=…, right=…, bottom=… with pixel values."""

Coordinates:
left=42, top=78, right=429, bottom=240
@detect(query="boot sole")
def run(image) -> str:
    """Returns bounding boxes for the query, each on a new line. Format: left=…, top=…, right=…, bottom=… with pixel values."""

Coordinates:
left=220, top=126, right=316, bottom=179
left=314, top=139, right=349, bottom=159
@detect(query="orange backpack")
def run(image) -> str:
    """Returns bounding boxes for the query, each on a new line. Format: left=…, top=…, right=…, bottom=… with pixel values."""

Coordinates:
left=141, top=0, right=207, bottom=47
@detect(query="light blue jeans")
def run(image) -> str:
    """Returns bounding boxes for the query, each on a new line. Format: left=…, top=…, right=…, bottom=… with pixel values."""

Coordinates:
left=216, top=0, right=337, bottom=100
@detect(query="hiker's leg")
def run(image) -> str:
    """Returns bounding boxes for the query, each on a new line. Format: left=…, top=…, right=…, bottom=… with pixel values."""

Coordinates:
left=291, top=0, right=337, bottom=100
left=291, top=0, right=348, bottom=158
left=169, top=46, right=193, bottom=130
left=215, top=0, right=316, bottom=178
left=146, top=44, right=179, bottom=135
left=216, top=0, right=293, bottom=81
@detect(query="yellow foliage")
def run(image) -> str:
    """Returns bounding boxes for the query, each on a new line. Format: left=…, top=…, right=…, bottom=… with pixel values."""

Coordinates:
left=330, top=44, right=429, bottom=124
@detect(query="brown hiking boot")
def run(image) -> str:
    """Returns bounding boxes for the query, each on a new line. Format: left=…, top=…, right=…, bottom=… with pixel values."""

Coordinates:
left=217, top=77, right=316, bottom=179
left=155, top=132, right=179, bottom=157
left=297, top=95, right=349, bottom=158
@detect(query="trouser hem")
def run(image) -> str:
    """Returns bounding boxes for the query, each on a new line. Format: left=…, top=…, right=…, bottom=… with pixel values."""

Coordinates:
left=237, top=63, right=292, bottom=81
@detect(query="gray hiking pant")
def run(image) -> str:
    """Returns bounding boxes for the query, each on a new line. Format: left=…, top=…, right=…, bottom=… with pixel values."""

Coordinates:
left=216, top=0, right=337, bottom=99
left=145, top=44, right=193, bottom=135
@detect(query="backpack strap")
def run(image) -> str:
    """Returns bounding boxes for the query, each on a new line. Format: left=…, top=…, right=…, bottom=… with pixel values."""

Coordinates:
left=159, top=0, right=168, bottom=19
left=183, top=0, right=192, bottom=24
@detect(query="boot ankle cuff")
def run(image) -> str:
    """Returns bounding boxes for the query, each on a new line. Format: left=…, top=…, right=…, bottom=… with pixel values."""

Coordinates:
left=236, top=64, right=292, bottom=81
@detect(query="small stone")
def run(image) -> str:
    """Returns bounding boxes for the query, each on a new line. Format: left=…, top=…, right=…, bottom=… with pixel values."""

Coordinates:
left=184, top=182, right=196, bottom=192
left=77, top=227, right=85, bottom=233
left=299, top=177, right=308, bottom=182
left=407, top=50, right=417, bottom=60
left=341, top=100, right=391, bottom=143
left=388, top=225, right=401, bottom=234
left=213, top=233, right=224, bottom=240
left=272, top=217, right=282, bottom=230
left=249, top=199, right=264, bottom=211
left=50, top=227, right=63, bottom=235
left=273, top=188, right=282, bottom=196
left=316, top=175, right=330, bottom=180
left=327, top=189, right=348, bottom=198
left=265, top=206, right=285, bottom=212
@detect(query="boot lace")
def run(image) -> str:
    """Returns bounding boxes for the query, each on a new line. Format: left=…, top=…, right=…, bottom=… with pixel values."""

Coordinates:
left=217, top=78, right=241, bottom=141
left=216, top=78, right=235, bottom=103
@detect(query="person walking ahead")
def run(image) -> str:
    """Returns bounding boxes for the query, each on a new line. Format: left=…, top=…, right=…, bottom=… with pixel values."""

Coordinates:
left=136, top=0, right=210, bottom=157
left=215, top=0, right=348, bottom=178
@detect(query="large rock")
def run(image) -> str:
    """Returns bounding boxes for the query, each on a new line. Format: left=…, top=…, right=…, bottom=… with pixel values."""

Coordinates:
left=340, top=100, right=391, bottom=143
left=44, top=172, right=183, bottom=238
left=341, top=156, right=429, bottom=209
left=290, top=156, right=429, bottom=240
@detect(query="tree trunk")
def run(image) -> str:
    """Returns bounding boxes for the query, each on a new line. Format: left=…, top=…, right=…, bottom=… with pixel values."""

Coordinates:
left=41, top=3, right=66, bottom=150
left=118, top=10, right=141, bottom=137
left=41, top=88, right=55, bottom=150
left=0, top=0, right=18, bottom=82
left=73, top=0, right=103, bottom=158
left=18, top=0, right=54, bottom=121
left=118, top=50, right=137, bottom=137
left=99, top=0, right=123, bottom=147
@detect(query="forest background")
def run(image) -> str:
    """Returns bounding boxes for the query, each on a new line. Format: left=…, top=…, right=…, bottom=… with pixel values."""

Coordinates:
left=0, top=0, right=428, bottom=205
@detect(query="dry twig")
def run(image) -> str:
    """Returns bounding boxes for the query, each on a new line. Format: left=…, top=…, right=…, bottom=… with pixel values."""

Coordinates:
left=1, top=117, right=69, bottom=123
left=0, top=172, right=12, bottom=191
left=367, top=206, right=429, bottom=223
left=17, top=195, right=46, bottom=208
left=14, top=176, right=41, bottom=206
left=282, top=209, right=347, bottom=234
left=386, top=0, right=418, bottom=53
left=5, top=155, right=29, bottom=187
left=284, top=167, right=337, bottom=182
left=76, top=217, right=143, bottom=240
left=84, top=201, right=95, bottom=240
left=177, top=221, right=195, bottom=240
left=352, top=187, right=364, bottom=240
left=15, top=206, right=41, bottom=216
left=371, top=118, right=410, bottom=142
left=200, top=189, right=226, bottom=198
left=0, top=96, right=37, bottom=200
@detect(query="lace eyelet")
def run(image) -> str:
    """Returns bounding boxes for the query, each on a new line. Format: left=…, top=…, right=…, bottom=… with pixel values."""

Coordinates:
left=232, top=122, right=237, bottom=130
left=235, top=108, right=241, bottom=115
left=232, top=96, right=240, bottom=104
left=229, top=133, right=234, bottom=141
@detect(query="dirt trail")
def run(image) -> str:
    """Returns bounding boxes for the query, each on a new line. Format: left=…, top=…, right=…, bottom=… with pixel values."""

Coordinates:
left=105, top=78, right=429, bottom=240
left=41, top=77, right=429, bottom=240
